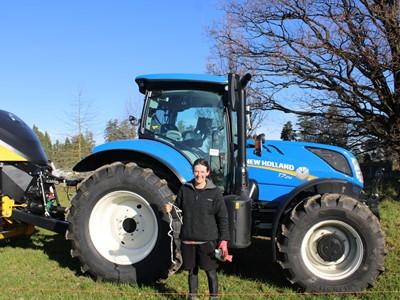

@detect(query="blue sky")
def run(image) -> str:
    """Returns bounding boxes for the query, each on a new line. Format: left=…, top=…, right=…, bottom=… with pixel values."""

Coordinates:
left=0, top=1, right=287, bottom=144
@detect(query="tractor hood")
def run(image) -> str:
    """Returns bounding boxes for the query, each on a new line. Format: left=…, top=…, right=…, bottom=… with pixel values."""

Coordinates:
left=246, top=139, right=364, bottom=199
left=0, top=110, right=48, bottom=164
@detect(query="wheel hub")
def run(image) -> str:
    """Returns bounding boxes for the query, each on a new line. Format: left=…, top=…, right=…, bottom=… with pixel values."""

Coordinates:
left=301, top=220, right=364, bottom=280
left=122, top=218, right=137, bottom=233
left=114, top=207, right=146, bottom=248
left=316, top=234, right=345, bottom=262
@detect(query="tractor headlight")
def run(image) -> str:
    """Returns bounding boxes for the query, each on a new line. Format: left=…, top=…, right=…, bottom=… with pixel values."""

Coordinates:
left=307, top=147, right=352, bottom=176
left=351, top=157, right=364, bottom=184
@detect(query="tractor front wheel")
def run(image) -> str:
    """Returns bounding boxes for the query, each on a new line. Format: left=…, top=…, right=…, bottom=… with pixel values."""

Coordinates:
left=67, top=162, right=174, bottom=283
left=277, top=193, right=385, bottom=292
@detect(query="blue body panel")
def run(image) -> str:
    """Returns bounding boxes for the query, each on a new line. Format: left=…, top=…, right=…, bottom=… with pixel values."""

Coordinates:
left=135, top=73, right=228, bottom=85
left=247, top=140, right=363, bottom=203
left=92, top=139, right=193, bottom=182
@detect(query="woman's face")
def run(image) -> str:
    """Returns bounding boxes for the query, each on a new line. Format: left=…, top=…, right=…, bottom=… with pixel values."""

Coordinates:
left=193, top=164, right=210, bottom=186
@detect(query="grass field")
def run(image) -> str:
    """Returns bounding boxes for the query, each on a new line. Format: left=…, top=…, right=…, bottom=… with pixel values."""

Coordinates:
left=1, top=196, right=399, bottom=300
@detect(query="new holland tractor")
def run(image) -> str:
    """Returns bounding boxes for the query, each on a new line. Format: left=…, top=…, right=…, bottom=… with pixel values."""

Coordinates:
left=0, top=73, right=384, bottom=292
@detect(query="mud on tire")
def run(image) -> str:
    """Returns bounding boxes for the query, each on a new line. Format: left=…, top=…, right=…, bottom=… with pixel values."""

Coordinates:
left=277, top=193, right=385, bottom=292
left=66, top=162, right=174, bottom=283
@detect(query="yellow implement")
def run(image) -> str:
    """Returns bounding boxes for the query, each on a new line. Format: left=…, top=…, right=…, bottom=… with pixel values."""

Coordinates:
left=1, top=195, right=35, bottom=240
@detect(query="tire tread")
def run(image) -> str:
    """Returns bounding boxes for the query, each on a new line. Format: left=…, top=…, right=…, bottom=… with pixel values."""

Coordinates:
left=66, top=162, right=175, bottom=284
left=277, top=193, right=385, bottom=292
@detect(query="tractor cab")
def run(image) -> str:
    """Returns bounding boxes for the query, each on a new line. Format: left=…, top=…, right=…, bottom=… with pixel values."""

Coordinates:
left=135, top=74, right=247, bottom=191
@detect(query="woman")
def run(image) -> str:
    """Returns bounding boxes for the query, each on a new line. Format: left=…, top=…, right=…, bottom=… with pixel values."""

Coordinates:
left=164, top=158, right=230, bottom=300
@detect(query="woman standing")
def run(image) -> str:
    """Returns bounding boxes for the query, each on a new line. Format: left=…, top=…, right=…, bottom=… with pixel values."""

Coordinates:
left=165, top=158, right=230, bottom=300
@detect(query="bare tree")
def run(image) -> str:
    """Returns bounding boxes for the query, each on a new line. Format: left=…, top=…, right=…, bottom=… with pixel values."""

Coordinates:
left=65, top=88, right=95, bottom=160
left=208, top=14, right=267, bottom=135
left=124, top=96, right=143, bottom=121
left=210, top=0, right=400, bottom=157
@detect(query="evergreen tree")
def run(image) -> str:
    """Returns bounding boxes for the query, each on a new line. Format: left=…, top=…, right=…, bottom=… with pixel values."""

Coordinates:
left=297, top=116, right=319, bottom=143
left=104, top=119, right=119, bottom=142
left=32, top=125, right=53, bottom=159
left=71, top=131, right=95, bottom=160
left=51, top=133, right=95, bottom=171
left=64, top=137, right=71, bottom=149
left=280, top=121, right=296, bottom=141
left=296, top=106, right=349, bottom=148
left=104, top=118, right=137, bottom=142
left=318, top=106, right=348, bottom=148
left=55, top=137, right=73, bottom=170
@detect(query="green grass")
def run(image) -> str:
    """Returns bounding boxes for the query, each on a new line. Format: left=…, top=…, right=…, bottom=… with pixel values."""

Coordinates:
left=1, top=197, right=400, bottom=299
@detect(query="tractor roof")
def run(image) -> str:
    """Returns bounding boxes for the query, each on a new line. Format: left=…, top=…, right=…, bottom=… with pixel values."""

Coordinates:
left=135, top=73, right=228, bottom=94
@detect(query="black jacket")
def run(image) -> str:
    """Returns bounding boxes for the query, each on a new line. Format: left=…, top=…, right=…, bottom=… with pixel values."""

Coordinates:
left=176, top=179, right=230, bottom=242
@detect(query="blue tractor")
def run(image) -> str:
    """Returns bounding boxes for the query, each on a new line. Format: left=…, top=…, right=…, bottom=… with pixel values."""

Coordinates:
left=0, top=73, right=384, bottom=292
left=67, top=73, right=384, bottom=292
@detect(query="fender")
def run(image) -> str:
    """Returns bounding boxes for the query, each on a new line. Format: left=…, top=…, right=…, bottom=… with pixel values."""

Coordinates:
left=271, top=178, right=363, bottom=261
left=73, top=139, right=193, bottom=185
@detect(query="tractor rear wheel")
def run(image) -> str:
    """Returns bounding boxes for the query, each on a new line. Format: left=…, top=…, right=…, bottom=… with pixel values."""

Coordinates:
left=277, top=193, right=385, bottom=292
left=67, top=162, right=174, bottom=283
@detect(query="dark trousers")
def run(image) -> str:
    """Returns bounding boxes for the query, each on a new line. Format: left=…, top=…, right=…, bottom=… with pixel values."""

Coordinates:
left=182, top=241, right=219, bottom=297
left=189, top=266, right=218, bottom=297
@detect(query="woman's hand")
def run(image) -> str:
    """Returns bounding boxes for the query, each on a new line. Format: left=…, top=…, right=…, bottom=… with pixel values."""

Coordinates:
left=218, top=240, right=228, bottom=257
left=218, top=240, right=232, bottom=262
left=164, top=202, right=173, bottom=213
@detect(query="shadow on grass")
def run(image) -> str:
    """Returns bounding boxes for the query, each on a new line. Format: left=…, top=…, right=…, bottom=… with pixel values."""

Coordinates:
left=2, top=231, right=81, bottom=275
left=1, top=232, right=182, bottom=299
left=144, top=282, right=183, bottom=300
left=1, top=234, right=290, bottom=296
left=219, top=237, right=292, bottom=290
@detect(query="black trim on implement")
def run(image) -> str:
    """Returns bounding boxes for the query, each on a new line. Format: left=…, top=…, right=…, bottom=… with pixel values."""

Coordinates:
left=12, top=209, right=68, bottom=234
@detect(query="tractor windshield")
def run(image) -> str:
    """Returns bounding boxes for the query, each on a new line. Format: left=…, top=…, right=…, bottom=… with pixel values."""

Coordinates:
left=142, top=89, right=228, bottom=188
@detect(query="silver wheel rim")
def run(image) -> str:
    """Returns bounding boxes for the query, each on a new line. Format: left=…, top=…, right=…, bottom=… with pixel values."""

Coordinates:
left=89, top=190, right=158, bottom=265
left=300, top=220, right=363, bottom=280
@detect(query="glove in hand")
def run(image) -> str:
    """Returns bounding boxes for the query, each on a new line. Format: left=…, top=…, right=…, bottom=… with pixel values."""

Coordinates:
left=218, top=240, right=232, bottom=262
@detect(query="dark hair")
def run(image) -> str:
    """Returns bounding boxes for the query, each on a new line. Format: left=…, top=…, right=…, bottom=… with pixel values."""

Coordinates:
left=193, top=158, right=210, bottom=172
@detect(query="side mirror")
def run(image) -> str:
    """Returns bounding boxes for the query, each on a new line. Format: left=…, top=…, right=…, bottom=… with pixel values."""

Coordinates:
left=129, top=115, right=140, bottom=126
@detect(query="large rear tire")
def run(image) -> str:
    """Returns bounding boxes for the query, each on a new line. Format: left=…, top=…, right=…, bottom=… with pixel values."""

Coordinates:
left=277, top=193, right=385, bottom=292
left=67, top=162, right=174, bottom=283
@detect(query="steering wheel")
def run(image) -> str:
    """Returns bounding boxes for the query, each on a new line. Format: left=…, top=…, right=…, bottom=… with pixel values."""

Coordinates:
left=165, top=130, right=182, bottom=141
